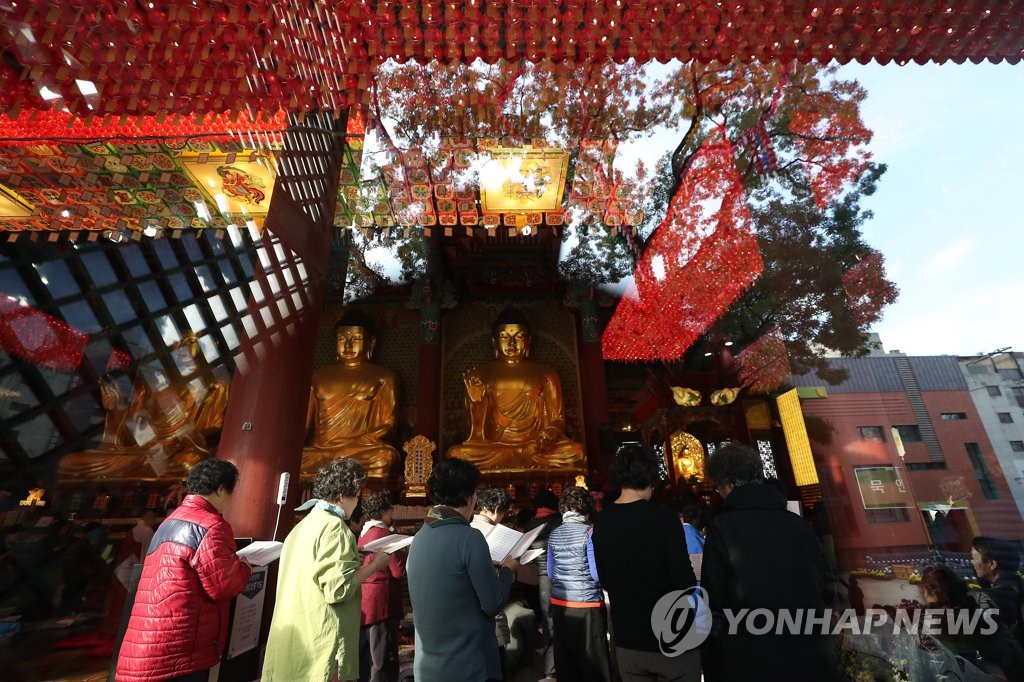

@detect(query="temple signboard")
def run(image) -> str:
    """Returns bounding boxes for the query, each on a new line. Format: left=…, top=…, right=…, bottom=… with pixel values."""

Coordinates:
left=854, top=466, right=911, bottom=509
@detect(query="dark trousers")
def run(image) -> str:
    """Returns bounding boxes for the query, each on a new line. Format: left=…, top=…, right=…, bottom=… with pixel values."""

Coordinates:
left=359, top=618, right=399, bottom=682
left=538, top=574, right=556, bottom=677
left=552, top=603, right=611, bottom=682
left=616, top=647, right=701, bottom=682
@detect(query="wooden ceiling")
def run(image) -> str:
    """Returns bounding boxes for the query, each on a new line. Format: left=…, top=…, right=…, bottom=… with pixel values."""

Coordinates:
left=0, top=1, right=1021, bottom=238
left=1, top=1, right=1021, bottom=120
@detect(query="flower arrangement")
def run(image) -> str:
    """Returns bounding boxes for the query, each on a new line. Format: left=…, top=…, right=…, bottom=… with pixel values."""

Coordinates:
left=841, top=645, right=909, bottom=682
left=850, top=569, right=892, bottom=580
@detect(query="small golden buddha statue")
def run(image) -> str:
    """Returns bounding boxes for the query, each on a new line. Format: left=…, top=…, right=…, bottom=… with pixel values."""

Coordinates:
left=447, top=307, right=585, bottom=472
left=58, top=332, right=230, bottom=480
left=301, top=311, right=400, bottom=480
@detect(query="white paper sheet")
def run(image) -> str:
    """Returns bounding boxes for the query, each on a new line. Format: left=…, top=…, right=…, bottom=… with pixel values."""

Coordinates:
left=482, top=524, right=521, bottom=563
left=236, top=540, right=283, bottom=566
left=362, top=533, right=414, bottom=553
left=483, top=523, right=547, bottom=563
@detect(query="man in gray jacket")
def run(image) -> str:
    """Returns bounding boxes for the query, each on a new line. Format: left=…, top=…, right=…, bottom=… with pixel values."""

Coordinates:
left=408, top=458, right=519, bottom=681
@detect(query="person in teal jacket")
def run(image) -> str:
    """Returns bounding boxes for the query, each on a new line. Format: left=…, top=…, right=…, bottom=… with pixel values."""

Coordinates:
left=407, top=457, right=519, bottom=682
left=262, top=458, right=390, bottom=682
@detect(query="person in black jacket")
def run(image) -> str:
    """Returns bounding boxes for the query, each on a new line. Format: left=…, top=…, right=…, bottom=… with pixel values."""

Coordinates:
left=702, top=443, right=838, bottom=682
left=971, top=535, right=1023, bottom=643
left=524, top=488, right=561, bottom=682
left=592, top=443, right=700, bottom=682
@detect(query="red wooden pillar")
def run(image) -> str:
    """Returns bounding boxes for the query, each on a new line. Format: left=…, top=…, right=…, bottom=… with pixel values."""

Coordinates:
left=413, top=236, right=445, bottom=445
left=220, top=114, right=347, bottom=540
left=415, top=306, right=442, bottom=444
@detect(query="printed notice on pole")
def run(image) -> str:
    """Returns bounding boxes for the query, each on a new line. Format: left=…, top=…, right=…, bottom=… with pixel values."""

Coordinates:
left=227, top=566, right=268, bottom=659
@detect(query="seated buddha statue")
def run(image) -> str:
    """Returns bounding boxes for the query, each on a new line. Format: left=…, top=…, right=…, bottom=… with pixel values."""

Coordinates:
left=58, top=332, right=230, bottom=480
left=447, top=307, right=586, bottom=472
left=301, top=311, right=400, bottom=480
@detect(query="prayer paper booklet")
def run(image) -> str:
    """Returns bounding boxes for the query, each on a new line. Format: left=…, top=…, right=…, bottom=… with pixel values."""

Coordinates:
left=519, top=548, right=545, bottom=565
left=236, top=540, right=283, bottom=566
left=362, top=533, right=414, bottom=554
left=480, top=523, right=546, bottom=563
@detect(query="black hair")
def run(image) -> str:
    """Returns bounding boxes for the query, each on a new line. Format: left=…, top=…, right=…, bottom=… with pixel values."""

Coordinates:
left=428, top=457, right=480, bottom=507
left=361, top=490, right=394, bottom=521
left=185, top=458, right=240, bottom=495
left=706, top=443, right=765, bottom=488
left=313, top=458, right=368, bottom=501
left=533, top=488, right=559, bottom=511
left=335, top=310, right=375, bottom=338
left=677, top=495, right=709, bottom=532
left=920, top=564, right=974, bottom=609
left=559, top=486, right=593, bottom=516
left=972, top=536, right=1020, bottom=574
left=348, top=500, right=364, bottom=525
left=476, top=487, right=512, bottom=514
left=492, top=306, right=531, bottom=338
left=610, top=442, right=660, bottom=490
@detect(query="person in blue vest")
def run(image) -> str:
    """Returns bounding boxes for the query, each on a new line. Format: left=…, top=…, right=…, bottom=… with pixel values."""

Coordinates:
left=547, top=485, right=610, bottom=682
left=675, top=495, right=707, bottom=581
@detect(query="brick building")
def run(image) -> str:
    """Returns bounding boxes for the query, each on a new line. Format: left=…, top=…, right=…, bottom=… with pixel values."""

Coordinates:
left=791, top=355, right=1022, bottom=569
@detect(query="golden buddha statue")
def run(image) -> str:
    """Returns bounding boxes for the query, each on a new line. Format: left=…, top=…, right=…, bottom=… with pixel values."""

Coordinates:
left=447, top=307, right=586, bottom=471
left=301, top=311, right=400, bottom=480
left=58, top=332, right=230, bottom=480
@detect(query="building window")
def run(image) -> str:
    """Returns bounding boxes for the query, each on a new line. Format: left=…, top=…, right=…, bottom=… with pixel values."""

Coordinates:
left=998, top=412, right=1014, bottom=424
left=893, top=425, right=923, bottom=442
left=965, top=443, right=999, bottom=500
left=906, top=462, right=948, bottom=471
left=1010, top=441, right=1024, bottom=453
left=986, top=385, right=1002, bottom=397
left=940, top=412, right=968, bottom=421
left=858, top=426, right=886, bottom=443
left=865, top=508, right=911, bottom=523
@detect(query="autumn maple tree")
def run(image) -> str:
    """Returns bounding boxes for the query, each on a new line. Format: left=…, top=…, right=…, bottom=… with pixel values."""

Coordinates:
left=350, top=58, right=898, bottom=385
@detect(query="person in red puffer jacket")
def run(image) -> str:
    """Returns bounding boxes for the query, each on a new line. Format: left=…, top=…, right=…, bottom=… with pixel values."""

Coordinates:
left=115, top=458, right=252, bottom=682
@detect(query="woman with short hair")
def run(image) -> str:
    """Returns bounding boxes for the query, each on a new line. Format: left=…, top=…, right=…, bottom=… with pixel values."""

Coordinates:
left=262, top=458, right=390, bottom=682
left=547, top=485, right=610, bottom=682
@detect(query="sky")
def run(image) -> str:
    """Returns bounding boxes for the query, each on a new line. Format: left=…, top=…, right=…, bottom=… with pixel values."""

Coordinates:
left=838, top=62, right=1024, bottom=358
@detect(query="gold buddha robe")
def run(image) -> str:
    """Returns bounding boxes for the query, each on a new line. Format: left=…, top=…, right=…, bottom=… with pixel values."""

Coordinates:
left=448, top=360, right=585, bottom=471
left=59, top=375, right=229, bottom=480
left=301, top=364, right=400, bottom=479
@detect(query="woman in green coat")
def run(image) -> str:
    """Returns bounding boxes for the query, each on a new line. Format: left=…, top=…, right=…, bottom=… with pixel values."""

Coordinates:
left=262, top=458, right=390, bottom=681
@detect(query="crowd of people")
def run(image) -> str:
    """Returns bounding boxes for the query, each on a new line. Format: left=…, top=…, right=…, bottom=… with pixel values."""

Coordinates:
left=110, top=443, right=1024, bottom=682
